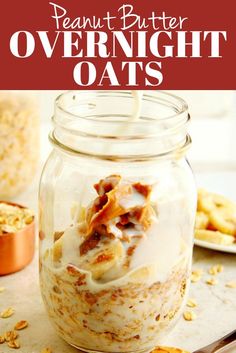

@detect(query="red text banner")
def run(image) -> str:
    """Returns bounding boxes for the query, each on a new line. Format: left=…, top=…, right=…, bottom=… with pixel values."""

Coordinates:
left=0, top=0, right=235, bottom=89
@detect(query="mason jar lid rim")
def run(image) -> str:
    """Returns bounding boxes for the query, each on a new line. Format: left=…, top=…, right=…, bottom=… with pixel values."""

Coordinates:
left=54, top=90, right=189, bottom=128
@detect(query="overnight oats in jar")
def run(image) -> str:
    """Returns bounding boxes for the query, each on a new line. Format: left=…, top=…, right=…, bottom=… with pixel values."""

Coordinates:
left=39, top=91, right=196, bottom=353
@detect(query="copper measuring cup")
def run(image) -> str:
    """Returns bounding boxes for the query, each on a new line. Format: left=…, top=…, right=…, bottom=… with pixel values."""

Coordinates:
left=0, top=201, right=35, bottom=275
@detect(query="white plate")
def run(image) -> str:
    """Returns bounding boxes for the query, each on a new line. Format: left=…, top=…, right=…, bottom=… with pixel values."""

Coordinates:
left=194, top=239, right=236, bottom=254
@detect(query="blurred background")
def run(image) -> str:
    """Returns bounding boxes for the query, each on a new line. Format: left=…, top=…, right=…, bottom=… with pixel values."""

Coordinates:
left=0, top=90, right=236, bottom=211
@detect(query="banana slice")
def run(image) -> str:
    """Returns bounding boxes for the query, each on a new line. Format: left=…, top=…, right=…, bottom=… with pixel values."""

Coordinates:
left=129, top=265, right=156, bottom=282
left=195, top=211, right=209, bottom=229
left=53, top=238, right=63, bottom=262
left=195, top=229, right=235, bottom=245
left=78, top=207, right=87, bottom=223
left=198, top=189, right=235, bottom=214
left=151, top=347, right=189, bottom=353
left=71, top=203, right=87, bottom=223
left=80, top=240, right=124, bottom=280
left=209, top=208, right=236, bottom=236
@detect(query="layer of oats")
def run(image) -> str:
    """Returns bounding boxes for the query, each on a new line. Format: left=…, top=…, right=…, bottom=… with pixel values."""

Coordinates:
left=40, top=253, right=190, bottom=352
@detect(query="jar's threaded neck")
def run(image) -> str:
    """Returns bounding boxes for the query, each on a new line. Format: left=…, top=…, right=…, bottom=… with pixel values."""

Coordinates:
left=51, top=90, right=190, bottom=160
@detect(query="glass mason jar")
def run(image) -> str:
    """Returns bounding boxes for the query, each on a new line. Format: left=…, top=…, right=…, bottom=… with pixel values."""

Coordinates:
left=39, top=91, right=196, bottom=353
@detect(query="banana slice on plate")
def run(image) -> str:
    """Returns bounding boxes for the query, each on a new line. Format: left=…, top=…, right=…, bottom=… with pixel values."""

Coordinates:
left=195, top=229, right=235, bottom=245
left=198, top=189, right=236, bottom=214
left=195, top=211, right=209, bottom=229
left=209, top=208, right=236, bottom=236
left=80, top=240, right=124, bottom=280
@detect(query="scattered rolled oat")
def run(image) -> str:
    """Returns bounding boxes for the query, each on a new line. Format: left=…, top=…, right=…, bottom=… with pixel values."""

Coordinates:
left=0, top=307, right=14, bottom=318
left=206, top=278, right=218, bottom=286
left=4, top=331, right=18, bottom=342
left=186, top=298, right=197, bottom=308
left=183, top=310, right=196, bottom=321
left=0, top=335, right=5, bottom=343
left=208, top=264, right=223, bottom=275
left=216, top=264, right=223, bottom=273
left=225, top=281, right=236, bottom=288
left=7, top=340, right=20, bottom=349
left=193, top=268, right=203, bottom=275
left=191, top=269, right=203, bottom=283
left=191, top=274, right=200, bottom=283
left=41, top=348, right=52, bottom=353
left=14, top=320, right=28, bottom=330
left=0, top=287, right=5, bottom=293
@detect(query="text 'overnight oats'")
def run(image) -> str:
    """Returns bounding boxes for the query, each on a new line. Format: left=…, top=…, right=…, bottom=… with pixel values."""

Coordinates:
left=40, top=175, right=192, bottom=353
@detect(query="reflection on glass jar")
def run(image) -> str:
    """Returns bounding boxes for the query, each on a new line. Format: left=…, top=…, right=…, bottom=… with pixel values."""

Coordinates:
left=0, top=92, right=40, bottom=199
left=39, top=91, right=197, bottom=353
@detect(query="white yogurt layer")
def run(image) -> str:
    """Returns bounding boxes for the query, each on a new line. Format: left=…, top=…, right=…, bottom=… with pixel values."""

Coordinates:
left=50, top=183, right=192, bottom=284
